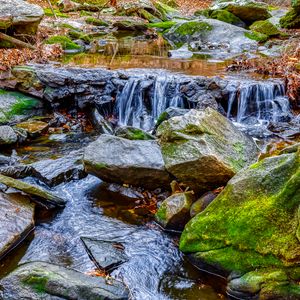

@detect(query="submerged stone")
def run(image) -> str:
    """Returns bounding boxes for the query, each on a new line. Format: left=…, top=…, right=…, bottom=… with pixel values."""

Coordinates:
left=16, top=120, right=49, bottom=138
left=155, top=192, right=195, bottom=230
left=0, top=261, right=129, bottom=299
left=81, top=237, right=128, bottom=271
left=157, top=108, right=258, bottom=193
left=0, top=192, right=34, bottom=260
left=180, top=150, right=300, bottom=298
left=84, top=134, right=171, bottom=189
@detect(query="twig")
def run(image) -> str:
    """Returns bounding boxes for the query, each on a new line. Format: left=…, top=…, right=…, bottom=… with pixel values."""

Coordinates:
left=46, top=0, right=58, bottom=20
left=0, top=32, right=35, bottom=50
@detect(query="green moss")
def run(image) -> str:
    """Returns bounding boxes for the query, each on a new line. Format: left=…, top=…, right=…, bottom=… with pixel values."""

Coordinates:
left=58, top=23, right=78, bottom=31
left=68, top=30, right=92, bottom=43
left=194, top=9, right=211, bottom=17
left=85, top=17, right=109, bottom=26
left=155, top=204, right=167, bottom=221
left=139, top=9, right=161, bottom=23
left=245, top=31, right=268, bottom=42
left=45, top=35, right=82, bottom=50
left=43, top=8, right=69, bottom=18
left=210, top=9, right=244, bottom=26
left=250, top=20, right=280, bottom=37
left=22, top=276, right=48, bottom=293
left=95, top=162, right=107, bottom=169
left=80, top=10, right=92, bottom=17
left=280, top=9, right=300, bottom=29
left=0, top=40, right=14, bottom=48
left=0, top=19, right=12, bottom=30
left=148, top=21, right=176, bottom=30
left=174, top=21, right=212, bottom=36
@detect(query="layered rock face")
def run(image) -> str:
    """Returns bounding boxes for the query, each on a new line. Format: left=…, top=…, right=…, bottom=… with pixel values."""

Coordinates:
left=180, top=149, right=300, bottom=299
left=0, top=0, right=44, bottom=35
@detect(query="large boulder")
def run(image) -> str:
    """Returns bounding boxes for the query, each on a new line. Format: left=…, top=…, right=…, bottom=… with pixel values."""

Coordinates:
left=0, top=192, right=34, bottom=260
left=164, top=18, right=257, bottom=58
left=84, top=134, right=171, bottom=189
left=212, top=0, right=271, bottom=24
left=0, top=0, right=44, bottom=35
left=180, top=150, right=300, bottom=299
left=0, top=261, right=129, bottom=299
left=157, top=108, right=258, bottom=193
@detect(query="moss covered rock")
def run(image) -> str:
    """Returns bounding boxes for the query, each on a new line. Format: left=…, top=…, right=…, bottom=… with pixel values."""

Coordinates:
left=213, top=0, right=271, bottom=24
left=0, top=89, right=43, bottom=125
left=155, top=192, right=195, bottom=230
left=245, top=30, right=269, bottom=42
left=115, top=126, right=155, bottom=140
left=157, top=108, right=258, bottom=193
left=85, top=16, right=109, bottom=26
left=45, top=35, right=82, bottom=50
left=280, top=8, right=300, bottom=29
left=180, top=150, right=300, bottom=298
left=250, top=20, right=281, bottom=36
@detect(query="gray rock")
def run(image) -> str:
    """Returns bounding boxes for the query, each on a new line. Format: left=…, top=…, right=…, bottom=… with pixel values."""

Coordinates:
left=0, top=155, right=11, bottom=165
left=0, top=126, right=18, bottom=145
left=157, top=108, right=258, bottom=193
left=190, top=191, right=218, bottom=217
left=115, top=126, right=155, bottom=140
left=90, top=108, right=114, bottom=135
left=30, top=154, right=87, bottom=187
left=84, top=134, right=171, bottom=189
left=81, top=237, right=128, bottom=271
left=0, top=261, right=129, bottom=300
left=0, top=192, right=34, bottom=260
left=0, top=0, right=44, bottom=35
left=155, top=192, right=195, bottom=230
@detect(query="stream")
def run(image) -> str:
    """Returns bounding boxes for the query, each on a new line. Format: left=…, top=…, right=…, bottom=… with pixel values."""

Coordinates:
left=0, top=37, right=298, bottom=300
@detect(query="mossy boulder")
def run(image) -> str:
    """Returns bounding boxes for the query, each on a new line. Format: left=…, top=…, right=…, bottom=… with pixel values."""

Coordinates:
left=157, top=108, right=258, bottom=193
left=45, top=35, right=82, bottom=50
left=0, top=261, right=129, bottom=299
left=199, top=9, right=245, bottom=27
left=250, top=20, right=281, bottom=37
left=85, top=17, right=109, bottom=26
left=0, top=89, right=43, bottom=125
left=112, top=19, right=148, bottom=31
left=280, top=8, right=300, bottom=29
left=213, top=0, right=271, bottom=24
left=180, top=150, right=300, bottom=298
left=245, top=31, right=269, bottom=42
left=292, top=0, right=300, bottom=12
left=155, top=192, right=195, bottom=230
left=0, top=0, right=44, bottom=35
left=115, top=126, right=155, bottom=140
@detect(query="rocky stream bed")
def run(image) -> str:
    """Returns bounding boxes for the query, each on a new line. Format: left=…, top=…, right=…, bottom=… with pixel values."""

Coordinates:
left=0, top=0, right=300, bottom=299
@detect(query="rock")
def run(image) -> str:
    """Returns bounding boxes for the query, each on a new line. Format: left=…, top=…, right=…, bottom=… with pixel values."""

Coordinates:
left=212, top=0, right=271, bottom=24
left=89, top=108, right=114, bottom=135
left=157, top=108, right=258, bottom=193
left=15, top=119, right=48, bottom=138
left=0, top=89, right=43, bottom=125
left=0, top=0, right=44, bottom=35
left=0, top=261, right=129, bottom=300
left=81, top=237, right=128, bottom=271
left=180, top=150, right=300, bottom=298
left=0, top=164, right=36, bottom=179
left=84, top=134, right=171, bottom=189
left=0, top=174, right=66, bottom=208
left=280, top=8, right=300, bottom=29
left=113, top=20, right=148, bottom=31
left=167, top=45, right=194, bottom=59
left=190, top=191, right=218, bottom=217
left=0, top=154, right=11, bottom=165
left=30, top=154, right=86, bottom=187
left=0, top=126, right=18, bottom=145
left=249, top=20, right=281, bottom=37
left=0, top=192, right=34, bottom=260
left=293, top=0, right=300, bottom=12
left=115, top=126, right=155, bottom=140
left=155, top=192, right=195, bottom=230
left=164, top=19, right=257, bottom=58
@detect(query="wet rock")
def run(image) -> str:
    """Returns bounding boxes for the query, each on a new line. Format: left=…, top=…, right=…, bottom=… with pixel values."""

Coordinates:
left=0, top=126, right=18, bottom=145
left=164, top=19, right=257, bottom=58
left=0, top=0, right=44, bottom=35
left=89, top=108, right=114, bottom=135
left=0, top=261, right=129, bottom=300
left=113, top=19, right=148, bottom=31
left=84, top=134, right=171, bottom=189
left=0, top=154, right=11, bottom=165
left=180, top=150, right=300, bottom=298
left=115, top=126, right=155, bottom=140
left=81, top=237, right=128, bottom=271
left=157, top=108, right=258, bottom=193
left=15, top=120, right=49, bottom=138
left=30, top=154, right=87, bottom=187
left=190, top=191, right=218, bottom=217
left=155, top=192, right=195, bottom=230
left=0, top=165, right=36, bottom=179
left=0, top=192, right=34, bottom=260
left=0, top=174, right=66, bottom=208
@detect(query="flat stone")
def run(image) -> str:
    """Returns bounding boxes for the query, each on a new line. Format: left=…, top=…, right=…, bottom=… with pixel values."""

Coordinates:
left=81, top=237, right=128, bottom=271
left=0, top=192, right=34, bottom=260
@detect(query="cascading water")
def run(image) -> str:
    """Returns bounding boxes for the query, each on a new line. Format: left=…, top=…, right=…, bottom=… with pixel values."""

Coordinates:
left=115, top=75, right=185, bottom=131
left=226, top=80, right=291, bottom=124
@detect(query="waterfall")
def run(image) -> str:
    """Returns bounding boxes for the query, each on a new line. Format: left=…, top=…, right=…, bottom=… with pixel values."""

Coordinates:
left=227, top=80, right=291, bottom=124
left=115, top=75, right=185, bottom=131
